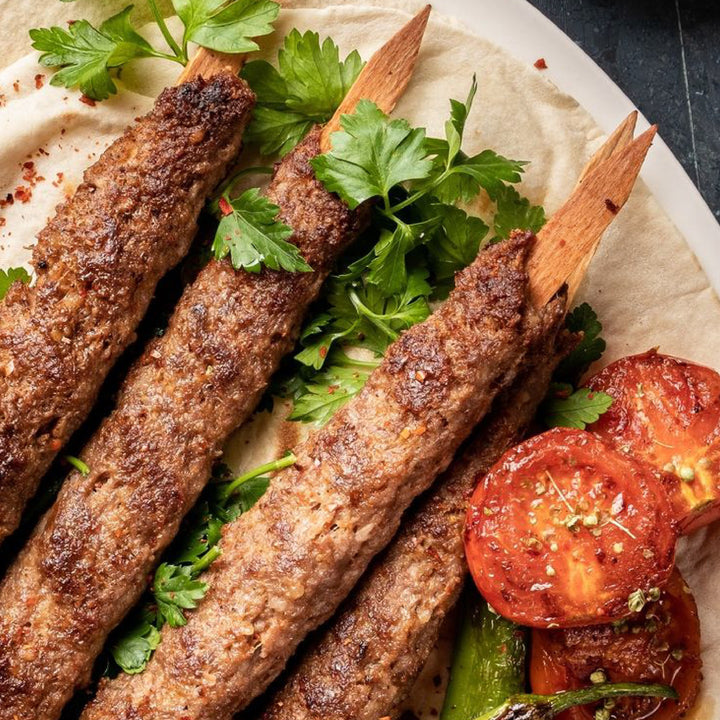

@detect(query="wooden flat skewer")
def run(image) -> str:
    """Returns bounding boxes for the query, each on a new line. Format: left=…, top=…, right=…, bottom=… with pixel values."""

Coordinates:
left=528, top=123, right=657, bottom=308
left=320, top=4, right=432, bottom=152
left=177, top=48, right=248, bottom=83
left=577, top=111, right=638, bottom=185
left=565, top=111, right=638, bottom=300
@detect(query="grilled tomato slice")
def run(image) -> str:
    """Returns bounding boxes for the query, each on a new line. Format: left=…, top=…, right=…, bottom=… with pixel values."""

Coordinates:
left=530, top=569, right=702, bottom=720
left=464, top=428, right=677, bottom=628
left=587, top=350, right=720, bottom=534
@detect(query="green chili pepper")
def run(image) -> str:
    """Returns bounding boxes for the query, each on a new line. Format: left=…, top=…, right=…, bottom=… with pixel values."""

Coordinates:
left=440, top=588, right=526, bottom=720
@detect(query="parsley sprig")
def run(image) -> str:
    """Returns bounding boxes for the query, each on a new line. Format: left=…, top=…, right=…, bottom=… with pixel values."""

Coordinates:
left=242, top=30, right=364, bottom=156
left=541, top=303, right=613, bottom=429
left=267, top=76, right=545, bottom=424
left=30, top=0, right=280, bottom=100
left=109, top=452, right=294, bottom=675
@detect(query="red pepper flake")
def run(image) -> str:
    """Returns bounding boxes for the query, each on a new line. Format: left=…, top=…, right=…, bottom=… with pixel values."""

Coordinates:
left=0, top=193, right=14, bottom=208
left=218, top=196, right=233, bottom=216
left=52, top=172, right=65, bottom=188
left=534, top=58, right=548, bottom=70
left=0, top=218, right=5, bottom=228
left=319, top=346, right=328, bottom=358
left=0, top=94, right=6, bottom=107
left=14, top=186, right=31, bottom=203
left=12, top=80, right=20, bottom=92
left=79, top=95, right=96, bottom=107
left=605, top=198, right=619, bottom=214
left=50, top=438, right=62, bottom=451
left=38, top=147, right=49, bottom=156
left=34, top=74, right=45, bottom=90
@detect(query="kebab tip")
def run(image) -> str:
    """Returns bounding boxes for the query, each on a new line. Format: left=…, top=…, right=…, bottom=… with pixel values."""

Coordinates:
left=528, top=119, right=657, bottom=308
left=321, top=4, right=432, bottom=151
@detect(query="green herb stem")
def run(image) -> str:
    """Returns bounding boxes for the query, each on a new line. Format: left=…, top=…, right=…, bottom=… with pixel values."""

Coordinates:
left=146, top=0, right=186, bottom=62
left=544, top=682, right=678, bottom=714
left=474, top=683, right=678, bottom=720
left=64, top=455, right=90, bottom=476
left=190, top=545, right=221, bottom=575
left=223, top=452, right=296, bottom=498
left=348, top=290, right=401, bottom=342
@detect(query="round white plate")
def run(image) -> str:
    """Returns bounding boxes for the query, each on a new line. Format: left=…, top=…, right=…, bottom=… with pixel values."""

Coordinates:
left=433, top=0, right=720, bottom=294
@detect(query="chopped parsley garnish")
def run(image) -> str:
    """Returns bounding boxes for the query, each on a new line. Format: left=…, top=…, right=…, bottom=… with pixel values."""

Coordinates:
left=0, top=266, right=31, bottom=300
left=271, top=75, right=545, bottom=424
left=242, top=30, right=364, bottom=156
left=30, top=0, right=280, bottom=100
left=108, top=452, right=294, bottom=675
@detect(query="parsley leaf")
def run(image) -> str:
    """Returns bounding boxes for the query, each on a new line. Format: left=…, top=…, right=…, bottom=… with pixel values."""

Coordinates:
left=365, top=219, right=439, bottom=294
left=173, top=0, right=279, bottom=56
left=30, top=7, right=155, bottom=100
left=154, top=563, right=207, bottom=627
left=311, top=100, right=433, bottom=209
left=295, top=269, right=431, bottom=369
left=556, top=302, right=607, bottom=383
left=416, top=78, right=526, bottom=204
left=110, top=613, right=161, bottom=675
left=30, top=0, right=280, bottom=100
left=424, top=202, right=488, bottom=282
left=242, top=30, right=364, bottom=156
left=493, top=184, right=546, bottom=239
left=288, top=355, right=379, bottom=425
left=0, top=267, right=30, bottom=300
left=542, top=384, right=613, bottom=430
left=213, top=188, right=311, bottom=273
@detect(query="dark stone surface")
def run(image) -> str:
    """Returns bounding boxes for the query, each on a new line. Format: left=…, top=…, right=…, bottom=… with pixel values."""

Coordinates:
left=528, top=0, right=720, bottom=219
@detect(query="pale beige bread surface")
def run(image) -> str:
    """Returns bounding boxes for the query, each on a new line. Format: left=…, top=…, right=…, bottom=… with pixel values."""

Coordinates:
left=0, top=2, right=719, bottom=719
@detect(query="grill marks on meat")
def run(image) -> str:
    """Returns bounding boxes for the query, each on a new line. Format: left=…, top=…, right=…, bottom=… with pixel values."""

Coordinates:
left=259, top=297, right=569, bottom=720
left=82, top=232, right=540, bottom=720
left=0, top=73, right=255, bottom=542
left=0, top=129, right=365, bottom=720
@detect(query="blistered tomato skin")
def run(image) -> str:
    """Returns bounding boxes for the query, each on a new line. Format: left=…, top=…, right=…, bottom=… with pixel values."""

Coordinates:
left=530, top=569, right=702, bottom=720
left=464, top=428, right=677, bottom=629
left=587, top=350, right=720, bottom=534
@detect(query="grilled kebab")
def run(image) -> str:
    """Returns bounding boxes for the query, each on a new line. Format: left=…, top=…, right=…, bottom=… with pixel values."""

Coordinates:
left=0, top=73, right=255, bottom=541
left=258, top=298, right=570, bottom=720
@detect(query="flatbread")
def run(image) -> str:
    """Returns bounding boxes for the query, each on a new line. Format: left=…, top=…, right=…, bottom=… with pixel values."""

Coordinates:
left=0, top=2, right=718, bottom=718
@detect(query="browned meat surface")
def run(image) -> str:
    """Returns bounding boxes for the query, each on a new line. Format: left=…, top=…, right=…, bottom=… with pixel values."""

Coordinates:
left=258, top=296, right=570, bottom=720
left=0, top=129, right=366, bottom=720
left=0, top=73, right=255, bottom=542
left=82, top=231, right=541, bottom=720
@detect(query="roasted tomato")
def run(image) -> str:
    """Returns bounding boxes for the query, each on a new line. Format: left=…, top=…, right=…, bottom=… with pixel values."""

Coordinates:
left=464, top=427, right=677, bottom=628
left=587, top=350, right=720, bottom=534
left=530, top=569, right=702, bottom=720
